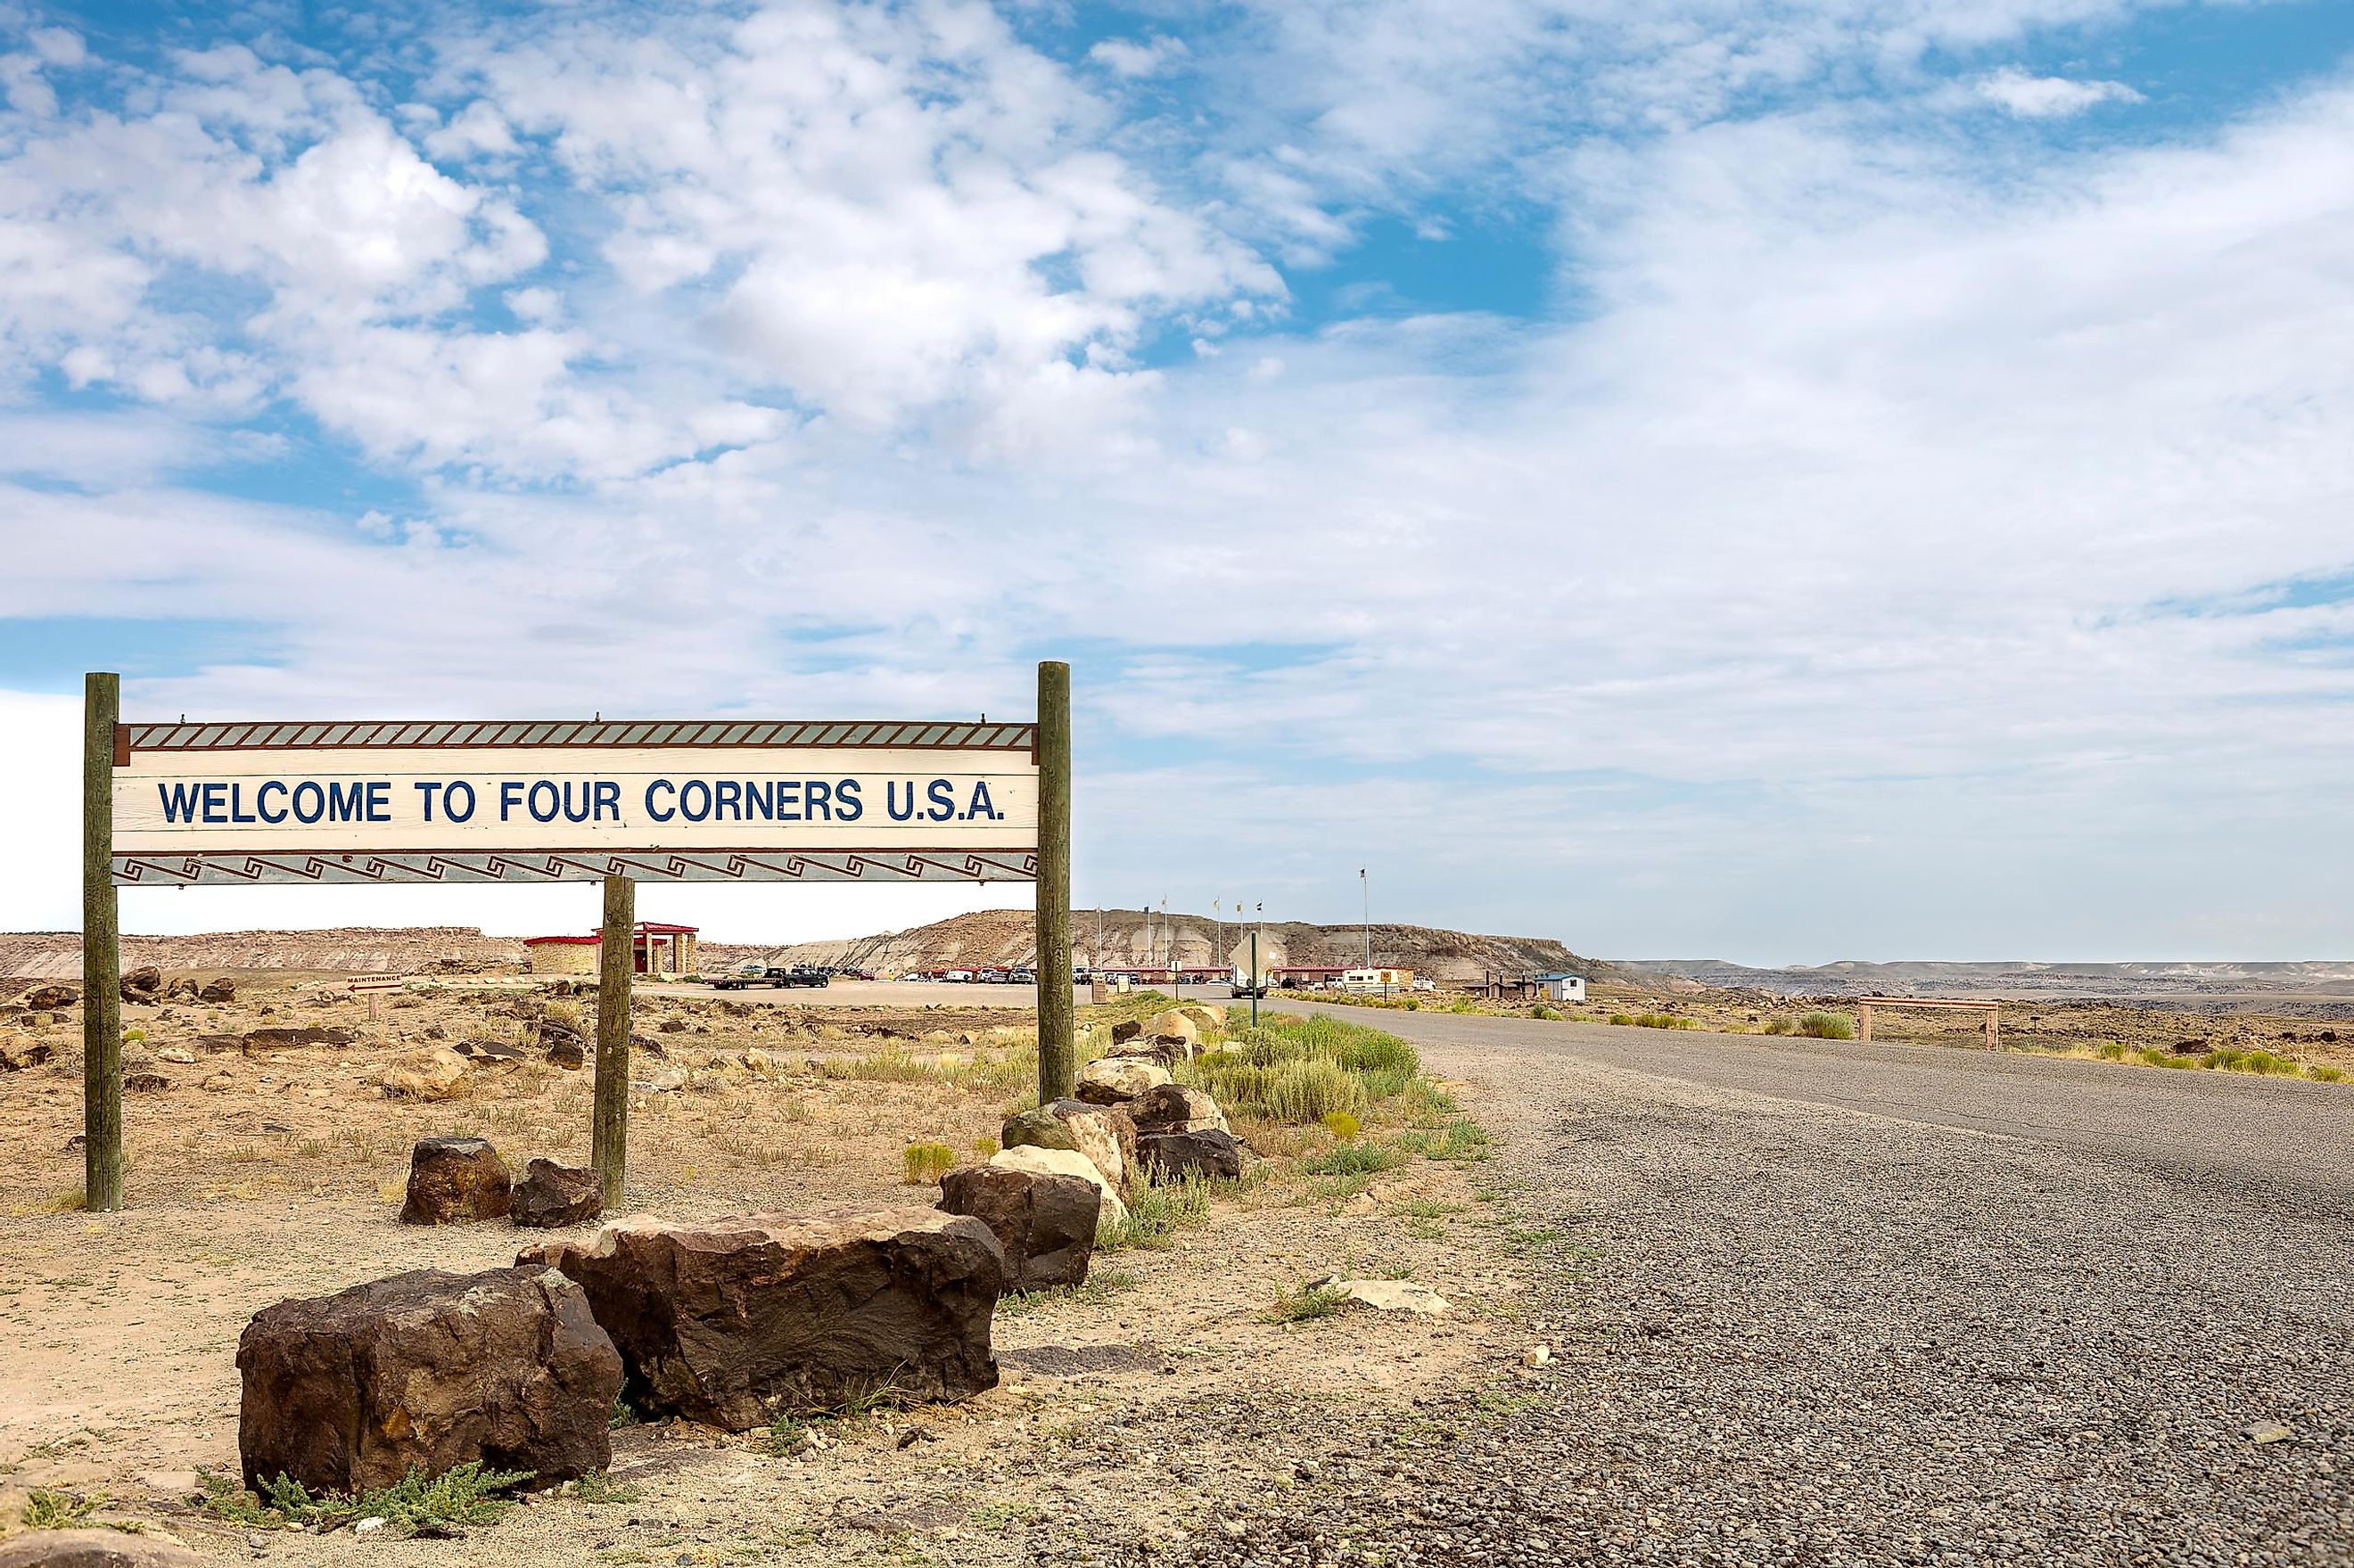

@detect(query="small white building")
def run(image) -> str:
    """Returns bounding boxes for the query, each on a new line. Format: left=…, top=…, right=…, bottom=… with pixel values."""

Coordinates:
left=1536, top=973, right=1586, bottom=1003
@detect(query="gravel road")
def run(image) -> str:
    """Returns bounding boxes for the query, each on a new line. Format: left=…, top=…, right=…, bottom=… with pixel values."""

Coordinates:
left=1159, top=1007, right=2353, bottom=1567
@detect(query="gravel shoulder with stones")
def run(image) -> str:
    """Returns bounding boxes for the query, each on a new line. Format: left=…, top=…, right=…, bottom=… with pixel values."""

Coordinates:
left=1139, top=1015, right=2352, bottom=1568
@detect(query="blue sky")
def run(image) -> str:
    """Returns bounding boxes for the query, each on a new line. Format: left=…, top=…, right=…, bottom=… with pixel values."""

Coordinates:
left=3, top=0, right=2353, bottom=960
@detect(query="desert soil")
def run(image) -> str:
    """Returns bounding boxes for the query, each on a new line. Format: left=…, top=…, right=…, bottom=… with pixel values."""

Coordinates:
left=0, top=980, right=1536, bottom=1565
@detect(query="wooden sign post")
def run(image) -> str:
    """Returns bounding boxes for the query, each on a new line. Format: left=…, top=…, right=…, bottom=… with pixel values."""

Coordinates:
left=347, top=973, right=402, bottom=1022
left=1034, top=661, right=1074, bottom=1104
left=80, top=673, right=1067, bottom=1209
left=83, top=672, right=123, bottom=1213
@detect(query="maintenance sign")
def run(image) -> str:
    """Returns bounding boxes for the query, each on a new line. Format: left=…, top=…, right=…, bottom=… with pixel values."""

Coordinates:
left=111, top=719, right=1039, bottom=885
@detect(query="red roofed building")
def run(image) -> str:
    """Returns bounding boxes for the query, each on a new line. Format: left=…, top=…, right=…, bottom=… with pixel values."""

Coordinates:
left=523, top=922, right=699, bottom=977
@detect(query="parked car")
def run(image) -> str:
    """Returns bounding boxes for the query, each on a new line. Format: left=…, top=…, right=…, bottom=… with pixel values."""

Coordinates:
left=709, top=965, right=830, bottom=990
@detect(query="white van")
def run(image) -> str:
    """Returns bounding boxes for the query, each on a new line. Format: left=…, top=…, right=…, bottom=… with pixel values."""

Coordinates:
left=1339, top=967, right=1413, bottom=995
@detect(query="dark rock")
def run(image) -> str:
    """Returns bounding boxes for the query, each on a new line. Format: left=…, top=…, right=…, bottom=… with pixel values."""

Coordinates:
left=658, top=1017, right=687, bottom=1033
left=125, top=1071, right=169, bottom=1093
left=512, top=1160, right=603, bottom=1228
left=119, top=966, right=163, bottom=1004
left=523, top=1207, right=1006, bottom=1431
left=235, top=1264, right=619, bottom=1494
left=1130, top=1083, right=1230, bottom=1136
left=1136, top=1128, right=1243, bottom=1184
left=1109, top=1019, right=1143, bottom=1044
left=544, top=1030, right=585, bottom=1070
left=242, top=1025, right=354, bottom=1053
left=400, top=1136, right=512, bottom=1224
left=0, top=1530, right=208, bottom=1568
left=163, top=978, right=201, bottom=1003
left=21, top=984, right=77, bottom=1011
left=937, top=1165, right=1099, bottom=1292
left=198, top=977, right=236, bottom=1003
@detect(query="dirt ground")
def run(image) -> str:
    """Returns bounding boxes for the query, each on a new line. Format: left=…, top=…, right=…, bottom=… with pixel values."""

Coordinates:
left=0, top=977, right=1534, bottom=1565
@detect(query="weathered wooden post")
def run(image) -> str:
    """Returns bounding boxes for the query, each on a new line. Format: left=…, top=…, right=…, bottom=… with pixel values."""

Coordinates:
left=1034, top=661, right=1074, bottom=1104
left=593, top=874, right=634, bottom=1208
left=83, top=672, right=124, bottom=1211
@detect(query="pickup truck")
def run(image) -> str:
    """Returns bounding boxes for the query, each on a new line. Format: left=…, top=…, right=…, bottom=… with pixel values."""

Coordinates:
left=708, top=965, right=831, bottom=990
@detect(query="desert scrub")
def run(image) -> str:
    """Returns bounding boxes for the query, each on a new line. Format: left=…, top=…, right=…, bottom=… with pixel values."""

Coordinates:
left=901, top=1141, right=956, bottom=1185
left=200, top=1462, right=532, bottom=1536
left=1798, top=1011, right=1856, bottom=1039
left=1762, top=1016, right=1793, bottom=1036
left=1301, top=1138, right=1404, bottom=1177
left=24, top=1487, right=103, bottom=1530
left=1189, top=1014, right=1420, bottom=1122
left=996, top=1268, right=1140, bottom=1317
left=1529, top=1004, right=1562, bottom=1020
left=1398, top=1118, right=1491, bottom=1162
left=1099, top=1174, right=1217, bottom=1251
left=1262, top=1282, right=1351, bottom=1324
left=1321, top=1110, right=1362, bottom=1142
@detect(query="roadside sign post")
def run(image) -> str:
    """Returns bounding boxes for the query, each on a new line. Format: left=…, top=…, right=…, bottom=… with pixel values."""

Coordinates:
left=346, top=973, right=402, bottom=1022
left=79, top=671, right=1062, bottom=1209
left=1249, top=928, right=1259, bottom=1028
left=1034, top=661, right=1074, bottom=1104
left=594, top=874, right=634, bottom=1208
left=82, top=672, right=123, bottom=1214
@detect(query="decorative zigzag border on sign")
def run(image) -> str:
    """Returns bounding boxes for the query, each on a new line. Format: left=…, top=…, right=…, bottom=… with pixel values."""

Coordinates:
left=111, top=849, right=1041, bottom=886
left=122, top=719, right=1035, bottom=752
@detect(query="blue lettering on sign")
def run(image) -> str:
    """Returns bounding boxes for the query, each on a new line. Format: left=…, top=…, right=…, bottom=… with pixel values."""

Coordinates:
left=776, top=779, right=801, bottom=821
left=926, top=779, right=956, bottom=821
left=526, top=780, right=560, bottom=823
left=201, top=782, right=227, bottom=823
left=256, top=780, right=287, bottom=824
left=886, top=781, right=915, bottom=822
left=292, top=781, right=325, bottom=824
left=591, top=780, right=618, bottom=822
left=679, top=779, right=712, bottom=822
left=646, top=780, right=676, bottom=821
left=366, top=781, right=391, bottom=823
left=835, top=778, right=862, bottom=822
left=229, top=784, right=256, bottom=824
left=447, top=781, right=477, bottom=823
left=415, top=781, right=444, bottom=821
left=327, top=782, right=366, bottom=822
left=714, top=779, right=742, bottom=818
left=157, top=782, right=202, bottom=823
left=805, top=779, right=831, bottom=820
left=967, top=781, right=995, bottom=821
left=501, top=781, right=525, bottom=821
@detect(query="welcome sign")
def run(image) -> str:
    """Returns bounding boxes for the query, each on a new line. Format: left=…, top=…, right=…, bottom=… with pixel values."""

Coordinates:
left=111, top=719, right=1040, bottom=884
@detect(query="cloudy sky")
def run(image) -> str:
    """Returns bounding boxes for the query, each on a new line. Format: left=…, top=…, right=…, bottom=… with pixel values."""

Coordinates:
left=1, top=0, right=2350, bottom=961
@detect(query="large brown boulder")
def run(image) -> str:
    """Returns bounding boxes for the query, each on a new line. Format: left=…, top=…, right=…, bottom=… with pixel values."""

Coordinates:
left=399, top=1136, right=512, bottom=1224
left=198, top=976, right=236, bottom=1003
left=1136, top=1129, right=1243, bottom=1184
left=1001, top=1099, right=1137, bottom=1197
left=235, top=1265, right=620, bottom=1495
left=937, top=1165, right=1099, bottom=1293
left=523, top=1207, right=1006, bottom=1431
left=119, top=966, right=163, bottom=1005
left=1131, top=1082, right=1230, bottom=1137
left=0, top=1531, right=206, bottom=1568
left=20, top=984, right=77, bottom=1011
left=511, top=1160, right=602, bottom=1228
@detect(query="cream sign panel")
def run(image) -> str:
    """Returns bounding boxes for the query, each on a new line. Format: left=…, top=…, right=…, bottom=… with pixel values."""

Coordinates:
left=111, top=720, right=1041, bottom=885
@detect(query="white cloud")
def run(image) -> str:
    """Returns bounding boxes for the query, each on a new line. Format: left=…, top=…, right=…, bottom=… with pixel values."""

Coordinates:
left=1975, top=66, right=2145, bottom=117
left=1089, top=37, right=1188, bottom=79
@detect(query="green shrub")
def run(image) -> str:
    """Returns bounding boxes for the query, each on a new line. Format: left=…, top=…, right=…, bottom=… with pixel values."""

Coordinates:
left=2095, top=1041, right=2127, bottom=1060
left=1398, top=1118, right=1491, bottom=1162
left=1762, top=1017, right=1792, bottom=1036
left=1529, top=1004, right=1561, bottom=1021
left=1321, top=1111, right=1361, bottom=1142
left=201, top=1463, right=531, bottom=1536
left=1633, top=1012, right=1693, bottom=1030
left=2312, top=1064, right=2346, bottom=1083
left=901, top=1142, right=955, bottom=1185
left=24, top=1488, right=103, bottom=1530
left=1607, top=1012, right=1634, bottom=1026
left=1261, top=1283, right=1350, bottom=1324
left=1099, top=1175, right=1214, bottom=1252
left=1301, top=1139, right=1403, bottom=1177
left=1797, top=1011, right=1856, bottom=1039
